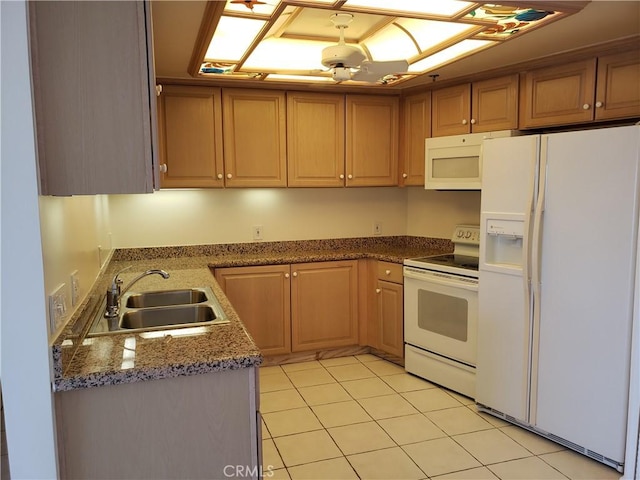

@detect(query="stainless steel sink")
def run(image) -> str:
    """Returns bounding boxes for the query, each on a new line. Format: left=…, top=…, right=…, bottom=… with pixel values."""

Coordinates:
left=88, top=285, right=229, bottom=335
left=120, top=304, right=216, bottom=329
left=124, top=289, right=208, bottom=308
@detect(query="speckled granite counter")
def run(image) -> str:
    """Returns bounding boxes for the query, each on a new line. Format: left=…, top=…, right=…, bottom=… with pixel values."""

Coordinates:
left=53, top=236, right=450, bottom=392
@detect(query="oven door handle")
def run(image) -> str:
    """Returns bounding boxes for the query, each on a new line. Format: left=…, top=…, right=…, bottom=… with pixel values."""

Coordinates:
left=404, top=269, right=478, bottom=292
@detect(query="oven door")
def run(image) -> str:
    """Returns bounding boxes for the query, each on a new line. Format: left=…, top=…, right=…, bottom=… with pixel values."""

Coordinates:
left=404, top=267, right=478, bottom=366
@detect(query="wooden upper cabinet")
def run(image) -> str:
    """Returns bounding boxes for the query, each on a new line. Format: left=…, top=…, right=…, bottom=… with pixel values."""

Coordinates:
left=287, top=92, right=345, bottom=187
left=215, top=265, right=291, bottom=356
left=158, top=85, right=224, bottom=188
left=346, top=95, right=399, bottom=187
left=431, top=84, right=471, bottom=137
left=594, top=50, right=640, bottom=121
left=471, top=74, right=519, bottom=132
left=291, top=260, right=359, bottom=352
left=222, top=89, right=287, bottom=187
left=520, top=58, right=597, bottom=128
left=400, top=92, right=431, bottom=186
left=432, top=75, right=518, bottom=137
left=29, top=1, right=158, bottom=195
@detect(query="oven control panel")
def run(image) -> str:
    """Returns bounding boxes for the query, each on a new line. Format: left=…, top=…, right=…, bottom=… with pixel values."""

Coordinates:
left=453, top=225, right=480, bottom=245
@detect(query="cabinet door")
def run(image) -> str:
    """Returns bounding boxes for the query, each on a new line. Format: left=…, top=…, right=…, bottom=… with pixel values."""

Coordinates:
left=346, top=95, right=399, bottom=186
left=287, top=92, right=345, bottom=187
left=29, top=1, right=157, bottom=195
left=222, top=89, right=287, bottom=187
left=291, top=261, right=359, bottom=352
left=471, top=74, right=519, bottom=132
left=377, top=280, right=404, bottom=358
left=400, top=92, right=431, bottom=186
left=431, top=84, right=471, bottom=137
left=519, top=58, right=597, bottom=128
left=595, top=50, right=640, bottom=121
left=158, top=85, right=224, bottom=188
left=215, top=265, right=291, bottom=356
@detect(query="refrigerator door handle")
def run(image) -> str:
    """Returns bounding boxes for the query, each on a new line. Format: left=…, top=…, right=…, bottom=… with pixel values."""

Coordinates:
left=529, top=136, right=548, bottom=424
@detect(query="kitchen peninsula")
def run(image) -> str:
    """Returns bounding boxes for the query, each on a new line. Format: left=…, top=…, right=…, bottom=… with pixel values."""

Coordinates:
left=52, top=235, right=447, bottom=479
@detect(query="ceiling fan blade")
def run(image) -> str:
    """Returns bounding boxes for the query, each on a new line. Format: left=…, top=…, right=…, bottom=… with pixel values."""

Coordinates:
left=351, top=59, right=408, bottom=81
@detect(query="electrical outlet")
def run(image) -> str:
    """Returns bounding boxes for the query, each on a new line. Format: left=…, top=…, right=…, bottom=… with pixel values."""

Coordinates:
left=49, top=283, right=68, bottom=333
left=70, top=270, right=80, bottom=307
left=253, top=225, right=263, bottom=241
left=374, top=221, right=382, bottom=236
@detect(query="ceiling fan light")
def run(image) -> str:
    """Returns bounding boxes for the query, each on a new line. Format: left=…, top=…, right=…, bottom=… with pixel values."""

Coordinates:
left=332, top=67, right=352, bottom=81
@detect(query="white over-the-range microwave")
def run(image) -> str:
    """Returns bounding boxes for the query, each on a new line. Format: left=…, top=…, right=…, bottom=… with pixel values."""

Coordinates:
left=425, top=130, right=520, bottom=190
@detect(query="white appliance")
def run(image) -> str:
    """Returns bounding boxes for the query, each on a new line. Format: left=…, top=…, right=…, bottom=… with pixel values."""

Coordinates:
left=477, top=125, right=640, bottom=472
left=425, top=130, right=518, bottom=190
left=404, top=225, right=480, bottom=398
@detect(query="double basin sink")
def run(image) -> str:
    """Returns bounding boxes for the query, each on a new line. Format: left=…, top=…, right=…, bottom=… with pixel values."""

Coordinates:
left=89, top=286, right=229, bottom=335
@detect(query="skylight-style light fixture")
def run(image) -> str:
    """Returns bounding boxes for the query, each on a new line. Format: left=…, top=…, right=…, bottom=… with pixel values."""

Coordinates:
left=196, top=0, right=583, bottom=86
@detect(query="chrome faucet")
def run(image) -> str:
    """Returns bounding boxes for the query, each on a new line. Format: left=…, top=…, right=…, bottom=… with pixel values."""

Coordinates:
left=104, top=267, right=170, bottom=318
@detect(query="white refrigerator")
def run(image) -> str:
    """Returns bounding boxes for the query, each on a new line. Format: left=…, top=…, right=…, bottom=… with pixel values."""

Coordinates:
left=477, top=125, right=640, bottom=472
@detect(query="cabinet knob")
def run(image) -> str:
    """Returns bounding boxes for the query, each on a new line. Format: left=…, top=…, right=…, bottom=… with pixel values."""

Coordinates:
left=348, top=174, right=353, bottom=179
left=462, top=119, right=468, bottom=125
left=284, top=273, right=290, bottom=278
left=217, top=173, right=223, bottom=179
left=155, top=85, right=163, bottom=97
left=470, top=118, right=476, bottom=124
left=595, top=101, right=603, bottom=108
left=339, top=174, right=345, bottom=179
left=582, top=103, right=591, bottom=110
left=402, top=173, right=408, bottom=178
left=292, top=272, right=298, bottom=277
left=385, top=269, right=391, bottom=275
left=376, top=288, right=381, bottom=294
left=227, top=173, right=233, bottom=179
left=159, top=164, right=167, bottom=173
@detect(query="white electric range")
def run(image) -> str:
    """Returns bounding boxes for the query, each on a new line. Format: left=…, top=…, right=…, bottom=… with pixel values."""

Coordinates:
left=403, top=225, right=480, bottom=398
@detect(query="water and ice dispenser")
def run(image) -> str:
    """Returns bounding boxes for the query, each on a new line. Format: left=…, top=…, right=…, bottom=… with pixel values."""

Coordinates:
left=483, top=218, right=524, bottom=268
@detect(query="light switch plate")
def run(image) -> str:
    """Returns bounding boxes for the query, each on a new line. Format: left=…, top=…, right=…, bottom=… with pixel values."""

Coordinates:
left=70, top=270, right=80, bottom=307
left=49, top=283, right=68, bottom=333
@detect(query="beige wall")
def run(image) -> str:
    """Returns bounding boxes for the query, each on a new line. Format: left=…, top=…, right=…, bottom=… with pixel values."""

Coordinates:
left=108, top=188, right=410, bottom=247
left=36, top=186, right=481, bottom=340
left=406, top=187, right=481, bottom=239
left=38, top=195, right=112, bottom=340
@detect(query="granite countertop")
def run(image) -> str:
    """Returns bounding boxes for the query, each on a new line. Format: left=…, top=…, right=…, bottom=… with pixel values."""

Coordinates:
left=53, top=236, right=450, bottom=392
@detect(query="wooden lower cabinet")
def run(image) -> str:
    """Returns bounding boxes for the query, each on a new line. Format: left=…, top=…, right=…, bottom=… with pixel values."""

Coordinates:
left=215, top=260, right=359, bottom=355
left=215, top=265, right=291, bottom=356
left=291, top=261, right=359, bottom=352
left=377, top=280, right=404, bottom=358
left=371, top=261, right=404, bottom=358
left=56, top=368, right=260, bottom=479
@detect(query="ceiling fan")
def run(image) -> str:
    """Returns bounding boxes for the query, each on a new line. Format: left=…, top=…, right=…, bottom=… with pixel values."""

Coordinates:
left=321, top=13, right=409, bottom=83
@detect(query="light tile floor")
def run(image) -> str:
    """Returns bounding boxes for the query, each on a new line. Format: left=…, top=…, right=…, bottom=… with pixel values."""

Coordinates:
left=260, top=354, right=622, bottom=480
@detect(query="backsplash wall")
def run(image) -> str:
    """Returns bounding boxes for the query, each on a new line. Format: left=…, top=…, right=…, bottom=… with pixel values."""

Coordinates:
left=406, top=188, right=482, bottom=239
left=38, top=194, right=112, bottom=339
left=108, top=188, right=410, bottom=248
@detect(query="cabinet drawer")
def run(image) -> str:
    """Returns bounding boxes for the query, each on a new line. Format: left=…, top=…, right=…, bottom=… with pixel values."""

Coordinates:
left=377, top=262, right=403, bottom=284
